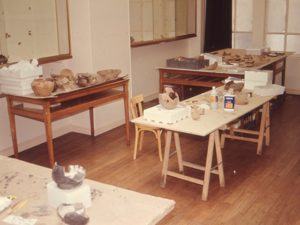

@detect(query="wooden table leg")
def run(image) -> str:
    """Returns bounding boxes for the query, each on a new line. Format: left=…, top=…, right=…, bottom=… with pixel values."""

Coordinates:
left=161, top=130, right=172, bottom=187
left=159, top=70, right=164, bottom=93
left=257, top=102, right=268, bottom=155
left=174, top=132, right=184, bottom=173
left=214, top=130, right=225, bottom=187
left=89, top=107, right=95, bottom=137
left=180, top=85, right=185, bottom=100
left=202, top=131, right=215, bottom=201
left=123, top=82, right=130, bottom=145
left=281, top=59, right=286, bottom=86
left=6, top=96, right=19, bottom=158
left=265, top=102, right=271, bottom=146
left=43, top=103, right=55, bottom=167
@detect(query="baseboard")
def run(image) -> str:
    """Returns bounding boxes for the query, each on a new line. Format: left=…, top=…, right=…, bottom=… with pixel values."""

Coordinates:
left=286, top=88, right=300, bottom=95
left=71, top=120, right=125, bottom=136
left=144, top=93, right=159, bottom=102
left=0, top=126, right=72, bottom=157
left=0, top=120, right=126, bottom=157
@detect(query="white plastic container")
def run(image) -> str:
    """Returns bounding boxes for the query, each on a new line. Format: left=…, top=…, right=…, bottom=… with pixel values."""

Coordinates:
left=47, top=181, right=91, bottom=208
left=144, top=105, right=189, bottom=124
left=244, top=70, right=273, bottom=90
left=209, top=86, right=218, bottom=110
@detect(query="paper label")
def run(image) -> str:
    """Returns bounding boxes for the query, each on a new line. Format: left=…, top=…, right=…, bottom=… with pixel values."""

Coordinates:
left=224, top=95, right=235, bottom=111
left=2, top=215, right=37, bottom=225
left=209, top=95, right=218, bottom=103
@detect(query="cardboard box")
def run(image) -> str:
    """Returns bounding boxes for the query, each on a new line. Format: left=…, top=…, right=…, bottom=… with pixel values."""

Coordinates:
left=166, top=57, right=209, bottom=70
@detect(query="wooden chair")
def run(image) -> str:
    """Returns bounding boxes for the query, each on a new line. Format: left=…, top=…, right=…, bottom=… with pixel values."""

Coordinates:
left=130, top=95, right=163, bottom=161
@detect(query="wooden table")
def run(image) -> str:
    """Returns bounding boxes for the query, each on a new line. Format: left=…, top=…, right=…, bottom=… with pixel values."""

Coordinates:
left=132, top=88, right=274, bottom=200
left=6, top=78, right=130, bottom=166
left=159, top=49, right=291, bottom=99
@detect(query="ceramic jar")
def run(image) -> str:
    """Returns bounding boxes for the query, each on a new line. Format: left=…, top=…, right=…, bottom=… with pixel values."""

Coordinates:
left=31, top=78, right=55, bottom=97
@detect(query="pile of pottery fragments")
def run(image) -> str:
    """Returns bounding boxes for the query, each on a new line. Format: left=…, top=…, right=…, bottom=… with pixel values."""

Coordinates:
left=31, top=69, right=121, bottom=97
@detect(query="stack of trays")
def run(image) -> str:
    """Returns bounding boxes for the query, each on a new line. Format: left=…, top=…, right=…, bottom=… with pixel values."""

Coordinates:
left=0, top=61, right=43, bottom=96
left=253, top=84, right=285, bottom=96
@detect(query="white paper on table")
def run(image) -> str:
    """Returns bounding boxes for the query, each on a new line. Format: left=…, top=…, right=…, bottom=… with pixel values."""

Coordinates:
left=2, top=215, right=37, bottom=225
left=0, top=196, right=12, bottom=212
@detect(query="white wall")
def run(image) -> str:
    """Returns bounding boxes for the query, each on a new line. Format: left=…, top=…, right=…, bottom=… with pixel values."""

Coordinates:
left=130, top=0, right=203, bottom=101
left=285, top=54, right=300, bottom=95
left=131, top=40, right=189, bottom=100
left=70, top=0, right=131, bottom=135
left=252, top=0, right=266, bottom=48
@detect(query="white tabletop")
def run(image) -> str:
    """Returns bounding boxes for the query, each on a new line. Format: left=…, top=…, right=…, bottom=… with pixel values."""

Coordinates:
left=132, top=90, right=274, bottom=137
left=0, top=156, right=175, bottom=225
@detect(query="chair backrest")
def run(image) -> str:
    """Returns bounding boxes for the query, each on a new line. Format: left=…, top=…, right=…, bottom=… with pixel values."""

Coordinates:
left=130, top=95, right=144, bottom=119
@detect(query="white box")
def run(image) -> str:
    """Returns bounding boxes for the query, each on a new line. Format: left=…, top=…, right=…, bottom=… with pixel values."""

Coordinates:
left=0, top=73, right=39, bottom=95
left=0, top=66, right=42, bottom=78
left=245, top=70, right=273, bottom=82
left=0, top=76, right=36, bottom=88
left=203, top=53, right=223, bottom=65
left=47, top=181, right=92, bottom=208
left=244, top=70, right=273, bottom=90
left=244, top=80, right=270, bottom=90
left=144, top=105, right=189, bottom=124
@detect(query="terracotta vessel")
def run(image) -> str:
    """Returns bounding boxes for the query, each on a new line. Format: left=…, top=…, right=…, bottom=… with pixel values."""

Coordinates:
left=31, top=78, right=54, bottom=97
left=0, top=54, right=8, bottom=64
left=97, top=69, right=121, bottom=82
left=159, top=87, right=179, bottom=109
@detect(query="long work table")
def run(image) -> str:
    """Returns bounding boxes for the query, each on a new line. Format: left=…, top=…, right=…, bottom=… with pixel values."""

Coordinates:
left=159, top=48, right=291, bottom=99
left=6, top=78, right=130, bottom=166
left=132, top=88, right=274, bottom=201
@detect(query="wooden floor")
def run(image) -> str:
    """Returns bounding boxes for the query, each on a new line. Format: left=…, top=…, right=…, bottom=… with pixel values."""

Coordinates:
left=18, top=95, right=300, bottom=225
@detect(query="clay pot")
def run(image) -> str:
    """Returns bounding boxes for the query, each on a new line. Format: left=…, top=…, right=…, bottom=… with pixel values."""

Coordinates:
left=97, top=69, right=121, bottom=81
left=190, top=104, right=205, bottom=120
left=0, top=54, right=8, bottom=64
left=224, top=81, right=244, bottom=92
left=31, top=78, right=54, bottom=97
left=159, top=88, right=179, bottom=110
left=236, top=92, right=249, bottom=105
left=76, top=73, right=98, bottom=87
